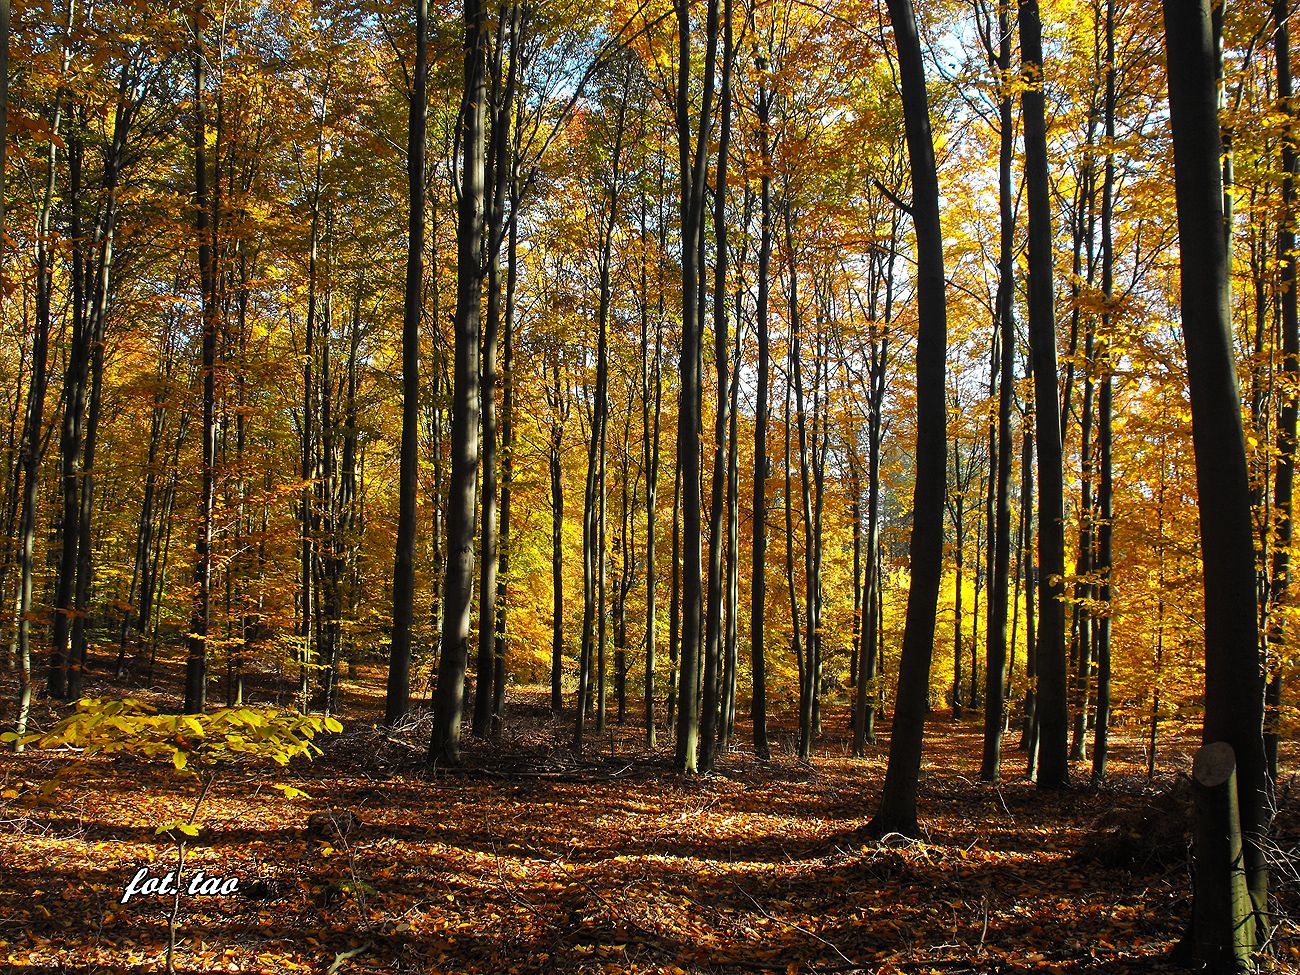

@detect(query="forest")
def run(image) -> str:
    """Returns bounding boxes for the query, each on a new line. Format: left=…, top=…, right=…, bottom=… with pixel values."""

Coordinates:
left=0, top=0, right=1296, bottom=970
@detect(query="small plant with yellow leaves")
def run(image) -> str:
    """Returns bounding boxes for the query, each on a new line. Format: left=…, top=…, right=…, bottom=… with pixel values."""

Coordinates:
left=4, top=698, right=343, bottom=972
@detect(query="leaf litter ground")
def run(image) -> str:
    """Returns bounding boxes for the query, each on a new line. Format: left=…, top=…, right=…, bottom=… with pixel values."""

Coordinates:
left=0, top=665, right=1297, bottom=974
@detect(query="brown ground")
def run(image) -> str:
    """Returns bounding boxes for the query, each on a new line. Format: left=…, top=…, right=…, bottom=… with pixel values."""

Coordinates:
left=0, top=658, right=1296, bottom=974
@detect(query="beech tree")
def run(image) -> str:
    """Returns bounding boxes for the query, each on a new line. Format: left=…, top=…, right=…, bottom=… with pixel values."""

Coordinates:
left=870, top=0, right=949, bottom=838
left=1162, top=0, right=1269, bottom=963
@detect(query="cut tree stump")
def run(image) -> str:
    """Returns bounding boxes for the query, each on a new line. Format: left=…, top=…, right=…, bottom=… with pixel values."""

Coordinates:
left=1190, top=741, right=1255, bottom=973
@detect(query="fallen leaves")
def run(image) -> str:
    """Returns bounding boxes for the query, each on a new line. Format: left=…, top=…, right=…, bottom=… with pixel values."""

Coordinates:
left=0, top=687, right=1292, bottom=973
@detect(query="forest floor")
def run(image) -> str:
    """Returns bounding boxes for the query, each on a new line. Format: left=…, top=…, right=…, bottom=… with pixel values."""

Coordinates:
left=0, top=659, right=1298, bottom=974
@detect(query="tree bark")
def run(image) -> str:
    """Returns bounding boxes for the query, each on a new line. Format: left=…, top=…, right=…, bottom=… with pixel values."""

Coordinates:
left=430, top=0, right=487, bottom=764
left=1020, top=0, right=1069, bottom=789
left=386, top=0, right=427, bottom=727
left=982, top=0, right=1016, bottom=782
left=1163, top=0, right=1269, bottom=954
left=672, top=0, right=720, bottom=772
left=750, top=58, right=773, bottom=760
left=185, top=7, right=219, bottom=715
left=870, top=0, right=949, bottom=837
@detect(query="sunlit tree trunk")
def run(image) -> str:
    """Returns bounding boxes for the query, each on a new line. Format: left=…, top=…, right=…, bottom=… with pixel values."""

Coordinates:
left=576, top=82, right=628, bottom=752
left=547, top=356, right=567, bottom=716
left=13, top=55, right=62, bottom=743
left=430, top=0, right=487, bottom=764
left=640, top=173, right=664, bottom=749
left=185, top=6, right=219, bottom=715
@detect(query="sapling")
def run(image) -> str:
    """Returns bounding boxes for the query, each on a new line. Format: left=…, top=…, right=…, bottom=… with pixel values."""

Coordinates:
left=4, top=697, right=341, bottom=972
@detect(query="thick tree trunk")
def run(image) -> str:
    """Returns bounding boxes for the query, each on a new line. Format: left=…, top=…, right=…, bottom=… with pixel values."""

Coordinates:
left=1163, top=0, right=1269, bottom=957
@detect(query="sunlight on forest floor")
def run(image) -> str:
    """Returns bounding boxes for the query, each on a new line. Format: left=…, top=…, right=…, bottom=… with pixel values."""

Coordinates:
left=0, top=660, right=1297, bottom=973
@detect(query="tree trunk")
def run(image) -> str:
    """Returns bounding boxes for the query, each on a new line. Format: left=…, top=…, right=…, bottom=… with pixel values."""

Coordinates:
left=1021, top=0, right=1069, bottom=789
left=982, top=0, right=1016, bottom=781
left=386, top=0, right=427, bottom=727
left=1163, top=0, right=1269, bottom=956
left=185, top=10, right=219, bottom=715
left=493, top=176, right=520, bottom=739
left=750, top=61, right=773, bottom=760
left=870, top=0, right=948, bottom=837
left=549, top=356, right=567, bottom=716
left=700, top=0, right=734, bottom=771
left=672, top=0, right=720, bottom=773
left=1091, top=0, right=1116, bottom=784
left=640, top=175, right=664, bottom=749
left=14, top=67, right=61, bottom=743
left=1265, top=0, right=1298, bottom=788
left=430, top=0, right=487, bottom=764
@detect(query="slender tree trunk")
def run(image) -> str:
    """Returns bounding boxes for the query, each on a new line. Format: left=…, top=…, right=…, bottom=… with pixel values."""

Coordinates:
left=14, top=68, right=62, bottom=742
left=871, top=0, right=948, bottom=837
left=750, top=63, right=773, bottom=760
left=50, top=126, right=86, bottom=702
left=673, top=0, right=721, bottom=772
left=1021, top=0, right=1069, bottom=788
left=577, top=93, right=627, bottom=751
left=185, top=9, right=219, bottom=715
left=1091, top=0, right=1116, bottom=784
left=476, top=7, right=519, bottom=737
left=640, top=182, right=664, bottom=749
left=952, top=478, right=964, bottom=720
left=1265, top=0, right=1298, bottom=787
left=430, top=0, right=487, bottom=763
left=493, top=180, right=519, bottom=739
left=701, top=0, right=734, bottom=770
left=549, top=357, right=566, bottom=716
left=386, top=0, right=427, bottom=728
left=983, top=0, right=1016, bottom=781
left=667, top=460, right=682, bottom=734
